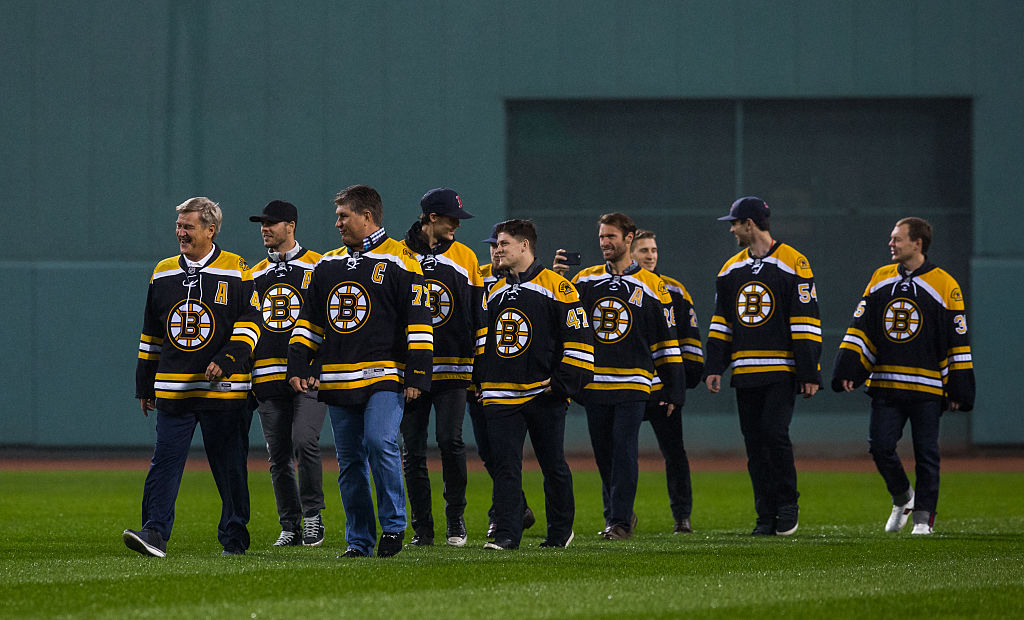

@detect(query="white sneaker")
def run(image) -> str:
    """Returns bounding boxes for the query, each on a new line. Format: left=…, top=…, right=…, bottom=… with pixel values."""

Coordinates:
left=911, top=523, right=933, bottom=535
left=885, top=491, right=914, bottom=533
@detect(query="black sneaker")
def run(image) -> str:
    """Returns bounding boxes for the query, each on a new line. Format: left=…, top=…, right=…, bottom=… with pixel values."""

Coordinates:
left=340, top=547, right=367, bottom=558
left=408, top=532, right=434, bottom=546
left=483, top=538, right=518, bottom=550
left=522, top=506, right=536, bottom=530
left=751, top=517, right=777, bottom=536
left=377, top=531, right=404, bottom=558
left=539, top=531, right=574, bottom=548
left=446, top=517, right=467, bottom=547
left=221, top=547, right=245, bottom=556
left=776, top=504, right=799, bottom=536
left=273, top=530, right=301, bottom=546
left=122, top=528, right=167, bottom=558
left=302, top=513, right=325, bottom=546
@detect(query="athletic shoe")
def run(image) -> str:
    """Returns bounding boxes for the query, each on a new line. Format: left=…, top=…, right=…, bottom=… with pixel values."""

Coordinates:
left=911, top=523, right=933, bottom=535
left=221, top=547, right=245, bottom=556
left=483, top=538, right=518, bottom=550
left=751, top=517, right=777, bottom=536
left=446, top=517, right=467, bottom=547
left=885, top=491, right=915, bottom=533
left=522, top=506, right=536, bottom=530
left=408, top=533, right=434, bottom=546
left=603, top=524, right=633, bottom=540
left=122, top=528, right=166, bottom=558
left=776, top=504, right=799, bottom=536
left=302, top=513, right=325, bottom=546
left=539, top=531, right=574, bottom=548
left=340, top=547, right=367, bottom=558
left=486, top=521, right=497, bottom=538
left=673, top=518, right=693, bottom=534
left=377, top=531, right=404, bottom=558
left=273, top=529, right=301, bottom=546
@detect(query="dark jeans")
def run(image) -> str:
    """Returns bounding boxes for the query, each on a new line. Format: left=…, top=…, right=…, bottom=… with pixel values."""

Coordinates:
left=645, top=401, right=693, bottom=521
left=868, top=397, right=942, bottom=514
left=585, top=401, right=646, bottom=528
left=256, top=390, right=327, bottom=531
left=468, top=394, right=530, bottom=520
left=141, top=408, right=252, bottom=551
left=735, top=378, right=799, bottom=520
left=485, top=394, right=574, bottom=546
left=400, top=388, right=468, bottom=535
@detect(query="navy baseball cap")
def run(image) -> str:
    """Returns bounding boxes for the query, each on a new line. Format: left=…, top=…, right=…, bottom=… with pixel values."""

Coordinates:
left=421, top=187, right=474, bottom=219
left=482, top=223, right=501, bottom=244
left=718, top=196, right=769, bottom=226
left=249, top=200, right=298, bottom=224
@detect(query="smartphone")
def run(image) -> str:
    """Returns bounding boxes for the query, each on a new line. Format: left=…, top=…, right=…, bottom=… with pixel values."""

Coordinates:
left=563, top=251, right=582, bottom=266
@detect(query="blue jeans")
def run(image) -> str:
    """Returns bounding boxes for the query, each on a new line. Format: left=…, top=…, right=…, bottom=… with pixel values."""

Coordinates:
left=141, top=408, right=251, bottom=551
left=868, top=398, right=942, bottom=514
left=328, top=390, right=407, bottom=555
left=585, top=401, right=646, bottom=528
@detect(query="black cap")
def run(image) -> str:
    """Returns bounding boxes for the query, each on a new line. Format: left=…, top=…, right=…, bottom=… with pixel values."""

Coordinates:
left=482, top=222, right=501, bottom=244
left=718, top=196, right=769, bottom=226
left=420, top=187, right=473, bottom=219
left=249, top=200, right=298, bottom=224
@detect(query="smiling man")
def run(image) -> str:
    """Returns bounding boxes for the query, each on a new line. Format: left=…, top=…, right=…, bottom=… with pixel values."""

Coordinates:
left=287, top=185, right=433, bottom=558
left=704, top=196, right=822, bottom=537
left=398, top=188, right=482, bottom=548
left=832, top=217, right=975, bottom=535
left=125, top=197, right=260, bottom=558
left=247, top=200, right=327, bottom=548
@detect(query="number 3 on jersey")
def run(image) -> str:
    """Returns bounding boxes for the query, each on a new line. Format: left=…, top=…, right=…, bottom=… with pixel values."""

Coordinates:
left=566, top=307, right=589, bottom=330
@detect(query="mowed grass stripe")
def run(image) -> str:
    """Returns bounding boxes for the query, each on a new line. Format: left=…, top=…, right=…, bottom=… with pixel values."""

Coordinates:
left=1, top=470, right=1022, bottom=618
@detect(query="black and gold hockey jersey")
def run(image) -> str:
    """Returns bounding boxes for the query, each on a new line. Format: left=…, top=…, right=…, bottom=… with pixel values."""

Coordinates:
left=248, top=245, right=322, bottom=401
left=287, top=230, right=433, bottom=406
left=658, top=273, right=705, bottom=390
left=706, top=242, right=822, bottom=388
left=474, top=260, right=594, bottom=412
left=135, top=246, right=261, bottom=413
left=831, top=261, right=975, bottom=410
left=401, top=223, right=485, bottom=392
left=571, top=263, right=685, bottom=406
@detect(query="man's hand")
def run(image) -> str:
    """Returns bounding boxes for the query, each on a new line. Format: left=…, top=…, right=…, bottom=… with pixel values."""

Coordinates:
left=205, top=362, right=224, bottom=381
left=552, top=249, right=569, bottom=276
left=949, top=401, right=961, bottom=412
left=705, top=374, right=722, bottom=394
left=289, top=376, right=319, bottom=393
left=540, top=378, right=553, bottom=393
left=840, top=379, right=856, bottom=393
left=799, top=382, right=819, bottom=398
left=404, top=387, right=421, bottom=402
left=659, top=402, right=676, bottom=417
left=139, top=398, right=155, bottom=417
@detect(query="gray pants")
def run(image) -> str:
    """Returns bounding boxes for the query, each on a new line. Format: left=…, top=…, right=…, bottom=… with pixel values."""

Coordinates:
left=257, top=390, right=328, bottom=531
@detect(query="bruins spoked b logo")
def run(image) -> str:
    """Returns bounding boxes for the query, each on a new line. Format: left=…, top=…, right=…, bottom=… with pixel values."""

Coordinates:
left=736, top=282, right=774, bottom=326
left=495, top=308, right=531, bottom=358
left=262, top=284, right=302, bottom=332
left=328, top=282, right=371, bottom=333
left=883, top=298, right=921, bottom=342
left=426, top=279, right=453, bottom=327
left=168, top=299, right=214, bottom=350
left=591, top=297, right=631, bottom=343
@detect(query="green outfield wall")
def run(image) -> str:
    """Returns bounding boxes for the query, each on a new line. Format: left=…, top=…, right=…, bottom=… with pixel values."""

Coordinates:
left=1, top=0, right=1020, bottom=452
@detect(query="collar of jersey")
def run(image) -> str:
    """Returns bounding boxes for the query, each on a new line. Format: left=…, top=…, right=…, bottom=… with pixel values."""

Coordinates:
left=506, top=259, right=545, bottom=284
left=605, top=260, right=641, bottom=276
left=180, top=244, right=219, bottom=271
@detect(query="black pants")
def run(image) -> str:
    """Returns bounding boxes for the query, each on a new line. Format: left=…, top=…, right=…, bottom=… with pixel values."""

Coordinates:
left=141, top=408, right=252, bottom=551
left=645, top=401, right=693, bottom=521
left=585, top=401, right=645, bottom=528
left=485, top=394, right=574, bottom=547
left=868, top=397, right=942, bottom=514
left=400, top=388, right=468, bottom=535
left=256, top=390, right=327, bottom=531
left=468, top=394, right=531, bottom=520
left=735, top=378, right=799, bottom=520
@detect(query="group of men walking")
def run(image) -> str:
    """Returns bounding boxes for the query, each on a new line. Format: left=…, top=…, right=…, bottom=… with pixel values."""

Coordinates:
left=123, top=189, right=974, bottom=559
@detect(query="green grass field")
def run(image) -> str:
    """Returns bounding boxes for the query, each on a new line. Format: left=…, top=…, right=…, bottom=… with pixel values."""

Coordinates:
left=1, top=467, right=1022, bottom=619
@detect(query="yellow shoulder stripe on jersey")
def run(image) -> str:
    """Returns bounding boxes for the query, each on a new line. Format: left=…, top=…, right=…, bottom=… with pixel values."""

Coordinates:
left=772, top=244, right=814, bottom=278
left=917, top=267, right=965, bottom=311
